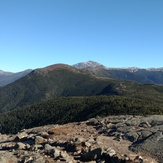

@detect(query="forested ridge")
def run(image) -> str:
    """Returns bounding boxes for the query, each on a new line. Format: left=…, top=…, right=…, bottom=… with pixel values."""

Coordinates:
left=1, top=95, right=163, bottom=134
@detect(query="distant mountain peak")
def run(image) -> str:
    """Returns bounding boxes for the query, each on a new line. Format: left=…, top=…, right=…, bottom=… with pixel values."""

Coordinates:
left=0, top=69, right=32, bottom=87
left=0, top=70, right=13, bottom=75
left=35, top=63, right=79, bottom=75
left=73, top=61, right=105, bottom=69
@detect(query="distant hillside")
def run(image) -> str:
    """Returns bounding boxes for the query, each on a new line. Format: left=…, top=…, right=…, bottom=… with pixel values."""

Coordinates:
left=74, top=61, right=163, bottom=85
left=0, top=64, right=120, bottom=112
left=0, top=69, right=32, bottom=87
left=0, top=63, right=163, bottom=113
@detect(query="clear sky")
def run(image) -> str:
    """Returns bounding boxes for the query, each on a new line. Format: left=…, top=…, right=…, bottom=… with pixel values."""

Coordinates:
left=0, top=0, right=163, bottom=72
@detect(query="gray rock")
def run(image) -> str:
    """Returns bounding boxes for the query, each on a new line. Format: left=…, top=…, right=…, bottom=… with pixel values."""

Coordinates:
left=15, top=142, right=27, bottom=150
left=32, top=156, right=47, bottom=163
left=81, top=148, right=102, bottom=161
left=87, top=118, right=100, bottom=126
left=106, top=115, right=131, bottom=124
left=137, top=130, right=153, bottom=140
left=0, top=142, right=17, bottom=150
left=130, top=131, right=163, bottom=162
left=157, top=124, right=163, bottom=131
left=32, top=144, right=43, bottom=151
left=141, top=115, right=163, bottom=126
left=44, top=144, right=56, bottom=157
left=35, top=136, right=47, bottom=145
left=139, top=121, right=151, bottom=128
left=60, top=150, right=75, bottom=162
left=116, top=126, right=132, bottom=133
left=0, top=151, right=17, bottom=163
left=124, top=131, right=139, bottom=142
left=125, top=118, right=141, bottom=126
left=51, top=147, right=61, bottom=158
left=84, top=141, right=92, bottom=147
left=14, top=132, right=28, bottom=141
left=105, top=148, right=116, bottom=157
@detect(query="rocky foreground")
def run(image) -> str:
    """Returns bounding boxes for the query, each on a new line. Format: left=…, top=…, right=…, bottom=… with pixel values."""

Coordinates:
left=0, top=115, right=163, bottom=163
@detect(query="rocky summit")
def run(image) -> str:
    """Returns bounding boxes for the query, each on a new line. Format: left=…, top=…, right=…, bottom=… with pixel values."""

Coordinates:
left=0, top=115, right=162, bottom=163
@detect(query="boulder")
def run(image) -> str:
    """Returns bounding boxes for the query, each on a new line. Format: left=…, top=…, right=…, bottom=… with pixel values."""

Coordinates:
left=86, top=118, right=100, bottom=126
left=124, top=131, right=139, bottom=142
left=35, top=136, right=47, bottom=145
left=105, top=148, right=116, bottom=157
left=81, top=148, right=102, bottom=161
left=50, top=147, right=61, bottom=158
left=60, top=150, right=75, bottom=162
left=15, top=142, right=27, bottom=150
left=0, top=142, right=17, bottom=150
left=14, top=132, right=28, bottom=141
left=44, top=144, right=56, bottom=157
left=138, top=130, right=152, bottom=140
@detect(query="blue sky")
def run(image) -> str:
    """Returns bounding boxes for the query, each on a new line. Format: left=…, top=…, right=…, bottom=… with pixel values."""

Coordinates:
left=0, top=0, right=163, bottom=72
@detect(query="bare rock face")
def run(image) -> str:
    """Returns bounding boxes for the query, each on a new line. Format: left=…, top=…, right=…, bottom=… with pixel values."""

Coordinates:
left=0, top=152, right=18, bottom=163
left=0, top=115, right=162, bottom=162
left=130, top=131, right=163, bottom=162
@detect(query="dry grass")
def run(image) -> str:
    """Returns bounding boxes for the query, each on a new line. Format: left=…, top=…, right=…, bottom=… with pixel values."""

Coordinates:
left=48, top=127, right=76, bottom=135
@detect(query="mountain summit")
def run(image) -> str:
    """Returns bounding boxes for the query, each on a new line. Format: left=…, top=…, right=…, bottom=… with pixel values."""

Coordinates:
left=73, top=61, right=105, bottom=69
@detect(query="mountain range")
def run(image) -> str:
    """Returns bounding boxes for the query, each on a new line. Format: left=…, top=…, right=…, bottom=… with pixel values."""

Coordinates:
left=1, top=61, right=163, bottom=87
left=73, top=61, right=163, bottom=85
left=0, top=62, right=163, bottom=112
left=0, top=61, right=163, bottom=134
left=0, top=64, right=121, bottom=112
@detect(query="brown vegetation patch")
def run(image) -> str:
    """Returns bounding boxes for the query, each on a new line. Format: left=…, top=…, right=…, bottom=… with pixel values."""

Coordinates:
left=35, top=64, right=79, bottom=75
left=48, top=127, right=76, bottom=135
